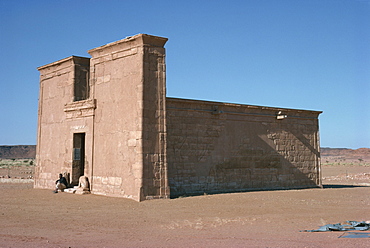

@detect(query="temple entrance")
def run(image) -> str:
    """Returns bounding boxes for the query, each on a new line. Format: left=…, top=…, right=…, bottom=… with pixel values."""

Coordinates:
left=72, top=133, right=85, bottom=186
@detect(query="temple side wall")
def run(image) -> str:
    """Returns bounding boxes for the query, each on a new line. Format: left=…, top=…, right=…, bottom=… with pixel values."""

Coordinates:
left=166, top=98, right=321, bottom=197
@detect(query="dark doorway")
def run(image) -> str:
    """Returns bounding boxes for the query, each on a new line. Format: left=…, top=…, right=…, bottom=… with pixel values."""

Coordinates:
left=72, top=133, right=85, bottom=186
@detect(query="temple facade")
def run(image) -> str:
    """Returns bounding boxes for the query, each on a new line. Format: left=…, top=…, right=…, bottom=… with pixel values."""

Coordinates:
left=35, top=34, right=322, bottom=201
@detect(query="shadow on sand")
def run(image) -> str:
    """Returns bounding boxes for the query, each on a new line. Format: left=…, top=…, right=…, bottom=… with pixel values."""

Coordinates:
left=323, top=184, right=369, bottom=189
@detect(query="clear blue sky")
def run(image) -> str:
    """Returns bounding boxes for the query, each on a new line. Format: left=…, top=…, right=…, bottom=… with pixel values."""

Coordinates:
left=0, top=0, right=369, bottom=149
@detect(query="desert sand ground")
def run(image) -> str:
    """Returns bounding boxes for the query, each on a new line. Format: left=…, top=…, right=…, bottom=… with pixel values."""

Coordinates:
left=1, top=163, right=370, bottom=248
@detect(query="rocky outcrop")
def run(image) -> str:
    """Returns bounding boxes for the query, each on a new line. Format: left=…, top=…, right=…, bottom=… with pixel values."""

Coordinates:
left=0, top=145, right=36, bottom=159
left=321, top=147, right=370, bottom=159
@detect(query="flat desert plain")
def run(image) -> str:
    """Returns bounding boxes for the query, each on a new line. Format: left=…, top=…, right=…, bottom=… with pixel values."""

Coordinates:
left=1, top=163, right=370, bottom=248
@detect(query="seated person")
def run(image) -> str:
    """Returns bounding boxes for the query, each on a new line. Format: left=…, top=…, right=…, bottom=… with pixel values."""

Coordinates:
left=54, top=173, right=68, bottom=193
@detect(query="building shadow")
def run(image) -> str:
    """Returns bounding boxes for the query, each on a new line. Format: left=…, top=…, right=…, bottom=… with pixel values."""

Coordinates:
left=171, top=186, right=323, bottom=199
left=322, top=184, right=369, bottom=189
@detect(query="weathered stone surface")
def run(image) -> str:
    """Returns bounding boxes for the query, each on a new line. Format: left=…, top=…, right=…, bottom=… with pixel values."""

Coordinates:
left=35, top=34, right=322, bottom=201
left=166, top=98, right=321, bottom=197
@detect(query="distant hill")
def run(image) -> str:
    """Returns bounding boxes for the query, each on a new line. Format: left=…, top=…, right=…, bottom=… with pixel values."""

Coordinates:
left=0, top=145, right=369, bottom=160
left=0, top=145, right=36, bottom=159
left=321, top=147, right=370, bottom=159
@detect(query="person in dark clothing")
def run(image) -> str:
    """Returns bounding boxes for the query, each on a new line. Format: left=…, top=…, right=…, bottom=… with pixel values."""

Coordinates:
left=54, top=173, right=68, bottom=193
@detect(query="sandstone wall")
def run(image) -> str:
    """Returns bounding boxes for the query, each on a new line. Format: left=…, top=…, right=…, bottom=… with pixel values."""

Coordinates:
left=35, top=34, right=322, bottom=201
left=35, top=35, right=169, bottom=201
left=35, top=56, right=92, bottom=189
left=141, top=42, right=169, bottom=199
left=166, top=98, right=321, bottom=197
left=88, top=34, right=168, bottom=201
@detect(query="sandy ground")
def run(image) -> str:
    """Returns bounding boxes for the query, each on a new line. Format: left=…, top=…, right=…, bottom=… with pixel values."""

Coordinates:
left=1, top=165, right=370, bottom=248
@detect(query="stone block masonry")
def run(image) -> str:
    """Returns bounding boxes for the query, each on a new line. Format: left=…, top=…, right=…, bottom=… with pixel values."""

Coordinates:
left=166, top=98, right=321, bottom=197
left=35, top=34, right=169, bottom=201
left=35, top=34, right=322, bottom=201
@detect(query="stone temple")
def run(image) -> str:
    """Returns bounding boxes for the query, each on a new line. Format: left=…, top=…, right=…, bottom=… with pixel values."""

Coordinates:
left=34, top=34, right=322, bottom=201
